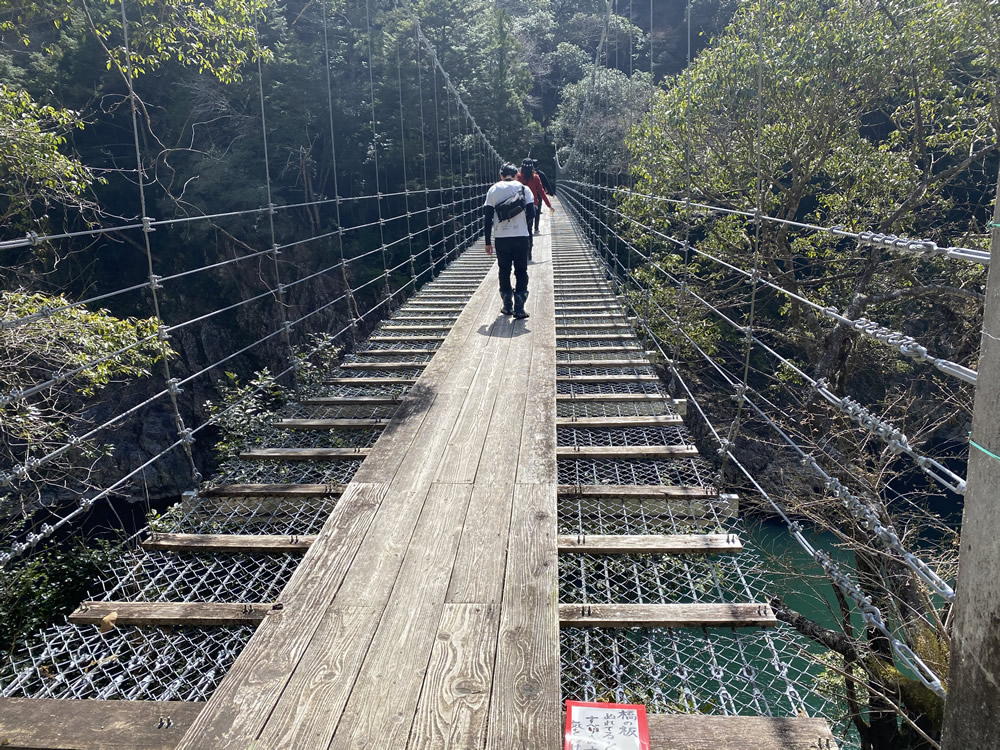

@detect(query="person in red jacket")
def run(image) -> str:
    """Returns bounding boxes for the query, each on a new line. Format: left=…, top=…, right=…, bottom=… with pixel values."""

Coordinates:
left=516, top=158, right=554, bottom=241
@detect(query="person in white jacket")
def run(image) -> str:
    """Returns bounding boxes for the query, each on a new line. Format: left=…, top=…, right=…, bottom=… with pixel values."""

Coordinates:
left=483, top=163, right=535, bottom=319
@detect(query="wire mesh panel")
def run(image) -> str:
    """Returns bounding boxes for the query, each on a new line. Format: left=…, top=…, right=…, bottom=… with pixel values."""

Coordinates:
left=557, top=426, right=691, bottom=448
left=159, top=493, right=340, bottom=535
left=557, top=457, right=714, bottom=487
left=92, top=550, right=299, bottom=603
left=206, top=458, right=364, bottom=487
left=250, top=428, right=382, bottom=450
left=557, top=400, right=677, bottom=419
left=557, top=338, right=639, bottom=350
left=281, top=402, right=398, bottom=420
left=393, top=313, right=459, bottom=321
left=327, top=367, right=425, bottom=379
left=362, top=340, right=443, bottom=351
left=558, top=351, right=646, bottom=363
left=557, top=496, right=728, bottom=536
left=1, top=625, right=254, bottom=701
left=560, top=553, right=763, bottom=605
left=556, top=381, right=664, bottom=396
left=344, top=351, right=436, bottom=363
left=555, top=326, right=629, bottom=337
left=560, top=626, right=832, bottom=719
left=309, top=383, right=410, bottom=398
left=557, top=366, right=655, bottom=378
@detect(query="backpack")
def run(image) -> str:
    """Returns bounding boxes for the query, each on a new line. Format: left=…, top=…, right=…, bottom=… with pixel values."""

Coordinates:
left=494, top=185, right=526, bottom=222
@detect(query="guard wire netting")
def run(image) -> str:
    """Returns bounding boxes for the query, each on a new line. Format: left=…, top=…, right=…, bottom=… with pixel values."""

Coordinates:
left=551, top=222, right=837, bottom=723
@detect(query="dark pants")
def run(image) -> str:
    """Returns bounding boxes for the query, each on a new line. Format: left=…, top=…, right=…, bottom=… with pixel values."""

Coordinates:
left=533, top=203, right=541, bottom=232
left=495, top=236, right=530, bottom=295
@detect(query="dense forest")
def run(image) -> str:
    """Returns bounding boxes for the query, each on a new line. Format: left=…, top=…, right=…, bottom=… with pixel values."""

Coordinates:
left=1, top=0, right=998, bottom=747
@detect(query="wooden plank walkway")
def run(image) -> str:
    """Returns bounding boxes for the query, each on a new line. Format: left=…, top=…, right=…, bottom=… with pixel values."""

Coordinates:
left=176, top=214, right=559, bottom=748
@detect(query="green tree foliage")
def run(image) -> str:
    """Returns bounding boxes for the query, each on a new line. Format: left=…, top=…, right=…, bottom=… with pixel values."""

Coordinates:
left=1, top=292, right=167, bottom=513
left=0, top=85, right=95, bottom=227
left=0, top=0, right=271, bottom=236
left=553, top=67, right=653, bottom=174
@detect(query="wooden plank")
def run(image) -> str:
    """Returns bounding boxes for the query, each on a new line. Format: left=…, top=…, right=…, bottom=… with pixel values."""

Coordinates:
left=557, top=359, right=653, bottom=367
left=142, top=533, right=316, bottom=552
left=323, top=377, right=417, bottom=385
left=326, top=483, right=475, bottom=749
left=251, top=284, right=497, bottom=744
left=558, top=603, right=776, bottom=628
left=175, top=482, right=390, bottom=748
left=556, top=445, right=699, bottom=459
left=447, top=483, right=516, bottom=604
left=368, top=335, right=448, bottom=343
left=357, top=348, right=439, bottom=355
left=69, top=601, right=272, bottom=627
left=348, top=275, right=496, bottom=485
left=557, top=484, right=716, bottom=499
left=239, top=448, right=370, bottom=460
left=557, top=533, right=742, bottom=554
left=299, top=395, right=402, bottom=405
left=434, top=310, right=515, bottom=483
left=203, top=483, right=346, bottom=496
left=646, top=715, right=839, bottom=750
left=339, top=361, right=428, bottom=370
left=0, top=698, right=204, bottom=750
left=556, top=393, right=672, bottom=402
left=556, top=346, right=641, bottom=352
left=274, top=418, right=387, bottom=429
left=556, top=375, right=660, bottom=383
left=250, top=486, right=449, bottom=748
left=445, top=271, right=535, bottom=596
left=407, top=603, right=499, bottom=750
left=238, top=605, right=380, bottom=749
left=486, top=483, right=561, bottom=750
left=556, top=415, right=682, bottom=427
left=517, top=218, right=557, bottom=485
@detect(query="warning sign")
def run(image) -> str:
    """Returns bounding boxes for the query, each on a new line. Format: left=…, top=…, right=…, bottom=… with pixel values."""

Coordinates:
left=563, top=700, right=650, bottom=750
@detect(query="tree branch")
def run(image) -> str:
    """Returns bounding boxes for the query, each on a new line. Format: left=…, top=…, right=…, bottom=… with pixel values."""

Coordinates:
left=770, top=596, right=862, bottom=662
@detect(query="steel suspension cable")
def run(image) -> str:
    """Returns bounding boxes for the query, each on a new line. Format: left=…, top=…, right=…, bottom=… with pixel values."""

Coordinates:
left=256, top=20, right=297, bottom=392
left=118, top=0, right=201, bottom=489
left=365, top=0, right=393, bottom=305
left=564, top=180, right=979, bottom=386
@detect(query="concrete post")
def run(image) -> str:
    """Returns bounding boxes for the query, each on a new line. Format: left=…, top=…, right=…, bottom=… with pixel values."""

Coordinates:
left=941, top=169, right=1000, bottom=748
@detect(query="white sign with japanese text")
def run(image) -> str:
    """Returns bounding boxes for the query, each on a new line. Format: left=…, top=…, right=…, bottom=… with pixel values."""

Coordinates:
left=563, top=701, right=650, bottom=750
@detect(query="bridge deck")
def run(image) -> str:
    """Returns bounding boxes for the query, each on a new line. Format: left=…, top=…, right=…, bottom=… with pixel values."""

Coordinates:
left=176, top=213, right=560, bottom=747
left=0, top=202, right=838, bottom=749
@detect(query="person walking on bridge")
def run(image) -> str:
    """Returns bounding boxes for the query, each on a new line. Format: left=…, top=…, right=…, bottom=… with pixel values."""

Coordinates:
left=484, top=163, right=535, bottom=320
left=516, top=158, right=553, bottom=237
left=533, top=159, right=554, bottom=196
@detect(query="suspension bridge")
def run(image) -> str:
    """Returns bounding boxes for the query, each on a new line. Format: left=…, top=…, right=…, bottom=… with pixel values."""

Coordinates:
left=0, top=0, right=993, bottom=748
left=0, top=203, right=843, bottom=749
